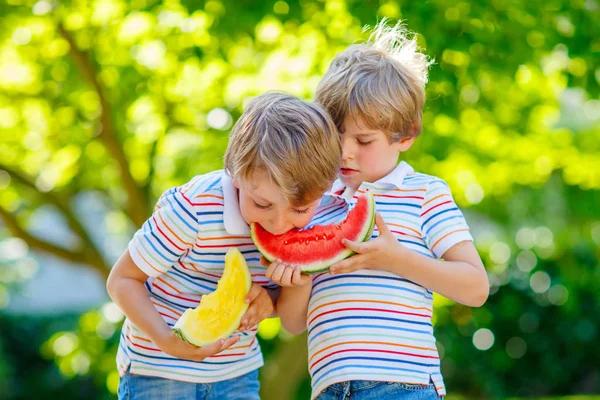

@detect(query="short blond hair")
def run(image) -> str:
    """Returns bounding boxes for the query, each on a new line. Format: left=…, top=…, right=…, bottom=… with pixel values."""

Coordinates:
left=224, top=91, right=341, bottom=205
left=316, top=20, right=433, bottom=142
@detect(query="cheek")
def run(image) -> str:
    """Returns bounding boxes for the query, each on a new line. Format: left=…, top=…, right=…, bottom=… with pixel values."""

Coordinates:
left=291, top=211, right=317, bottom=229
left=239, top=197, right=263, bottom=223
left=356, top=146, right=378, bottom=164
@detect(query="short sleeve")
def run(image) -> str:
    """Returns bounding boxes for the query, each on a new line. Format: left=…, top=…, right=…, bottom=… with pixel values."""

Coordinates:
left=128, top=187, right=199, bottom=277
left=421, top=179, right=473, bottom=258
left=305, top=193, right=350, bottom=228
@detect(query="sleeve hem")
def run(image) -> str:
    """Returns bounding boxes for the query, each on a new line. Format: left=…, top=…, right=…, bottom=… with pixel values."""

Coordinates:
left=128, top=240, right=165, bottom=278
left=432, top=232, right=473, bottom=259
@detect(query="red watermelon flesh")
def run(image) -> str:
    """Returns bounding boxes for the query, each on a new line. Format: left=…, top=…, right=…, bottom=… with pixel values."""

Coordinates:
left=250, top=192, right=376, bottom=273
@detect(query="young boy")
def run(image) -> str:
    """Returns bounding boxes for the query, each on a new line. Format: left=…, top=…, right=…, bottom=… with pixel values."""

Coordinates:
left=106, top=91, right=342, bottom=399
left=267, top=22, right=489, bottom=399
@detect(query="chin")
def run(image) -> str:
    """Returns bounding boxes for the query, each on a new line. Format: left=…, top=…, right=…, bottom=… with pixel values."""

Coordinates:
left=339, top=176, right=359, bottom=189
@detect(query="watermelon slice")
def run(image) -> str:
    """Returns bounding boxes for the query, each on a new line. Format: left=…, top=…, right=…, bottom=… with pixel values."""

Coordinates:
left=250, top=192, right=376, bottom=273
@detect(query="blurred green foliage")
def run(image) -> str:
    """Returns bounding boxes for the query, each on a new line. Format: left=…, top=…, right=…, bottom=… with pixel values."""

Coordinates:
left=0, top=0, right=599, bottom=398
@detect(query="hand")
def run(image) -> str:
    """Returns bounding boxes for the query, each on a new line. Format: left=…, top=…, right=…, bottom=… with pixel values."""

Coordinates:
left=155, top=331, right=239, bottom=362
left=265, top=259, right=312, bottom=288
left=238, top=283, right=275, bottom=331
left=329, top=213, right=405, bottom=275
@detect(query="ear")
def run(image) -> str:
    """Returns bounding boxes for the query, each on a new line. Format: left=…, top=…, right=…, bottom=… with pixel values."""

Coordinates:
left=232, top=177, right=240, bottom=189
left=397, top=137, right=415, bottom=152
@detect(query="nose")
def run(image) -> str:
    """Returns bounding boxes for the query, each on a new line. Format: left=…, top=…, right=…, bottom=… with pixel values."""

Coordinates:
left=341, top=137, right=354, bottom=161
left=269, top=214, right=293, bottom=235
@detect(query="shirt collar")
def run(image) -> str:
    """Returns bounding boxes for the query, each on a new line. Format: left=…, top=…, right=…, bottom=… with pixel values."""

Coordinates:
left=331, top=161, right=415, bottom=194
left=221, top=170, right=250, bottom=236
left=376, top=161, right=414, bottom=187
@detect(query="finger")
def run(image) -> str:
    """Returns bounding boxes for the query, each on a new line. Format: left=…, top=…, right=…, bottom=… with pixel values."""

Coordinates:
left=291, top=266, right=304, bottom=286
left=198, top=336, right=240, bottom=359
left=330, top=263, right=363, bottom=275
left=245, top=283, right=261, bottom=303
left=240, top=306, right=256, bottom=330
left=219, top=335, right=240, bottom=350
left=270, top=262, right=287, bottom=283
left=375, top=213, right=392, bottom=237
left=281, top=266, right=294, bottom=287
left=265, top=259, right=282, bottom=280
left=193, top=339, right=225, bottom=359
left=330, top=254, right=367, bottom=275
left=341, top=238, right=369, bottom=254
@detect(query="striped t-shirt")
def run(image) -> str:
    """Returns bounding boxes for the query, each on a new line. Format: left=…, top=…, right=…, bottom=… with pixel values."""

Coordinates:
left=116, top=170, right=348, bottom=382
left=308, top=161, right=473, bottom=398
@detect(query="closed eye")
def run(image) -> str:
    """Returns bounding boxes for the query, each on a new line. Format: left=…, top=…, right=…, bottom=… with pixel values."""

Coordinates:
left=253, top=201, right=272, bottom=210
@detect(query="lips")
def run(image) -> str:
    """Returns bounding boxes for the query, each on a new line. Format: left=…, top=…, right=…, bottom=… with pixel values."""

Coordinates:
left=340, top=168, right=358, bottom=176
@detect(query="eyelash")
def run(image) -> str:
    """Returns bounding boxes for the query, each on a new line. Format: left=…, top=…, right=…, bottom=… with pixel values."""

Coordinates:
left=357, top=140, right=373, bottom=146
left=253, top=202, right=271, bottom=210
left=254, top=201, right=311, bottom=214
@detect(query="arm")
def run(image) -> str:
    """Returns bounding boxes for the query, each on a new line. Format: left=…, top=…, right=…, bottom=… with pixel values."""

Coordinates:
left=264, top=259, right=313, bottom=335
left=107, top=249, right=239, bottom=360
left=107, top=250, right=172, bottom=345
left=276, top=285, right=312, bottom=335
left=388, top=240, right=488, bottom=307
left=330, top=214, right=489, bottom=307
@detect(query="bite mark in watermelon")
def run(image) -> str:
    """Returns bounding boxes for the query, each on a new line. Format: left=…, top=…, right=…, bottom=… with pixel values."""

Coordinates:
left=250, top=192, right=376, bottom=273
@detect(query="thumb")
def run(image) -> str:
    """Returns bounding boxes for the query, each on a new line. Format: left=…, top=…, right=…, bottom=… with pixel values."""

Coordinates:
left=341, top=238, right=370, bottom=254
left=375, top=213, right=392, bottom=237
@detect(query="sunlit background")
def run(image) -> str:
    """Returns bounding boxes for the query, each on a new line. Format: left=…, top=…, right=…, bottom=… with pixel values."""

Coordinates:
left=1, top=0, right=599, bottom=399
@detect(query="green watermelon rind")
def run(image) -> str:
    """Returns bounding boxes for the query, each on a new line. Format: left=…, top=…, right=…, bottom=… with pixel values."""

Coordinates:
left=172, top=303, right=249, bottom=348
left=300, top=191, right=376, bottom=273
left=251, top=192, right=376, bottom=274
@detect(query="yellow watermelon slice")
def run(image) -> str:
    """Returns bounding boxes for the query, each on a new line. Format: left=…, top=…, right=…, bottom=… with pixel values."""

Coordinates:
left=173, top=247, right=252, bottom=347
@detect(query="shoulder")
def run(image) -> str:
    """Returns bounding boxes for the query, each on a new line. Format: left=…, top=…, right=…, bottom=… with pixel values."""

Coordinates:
left=177, top=170, right=225, bottom=199
left=403, top=172, right=449, bottom=191
left=155, top=170, right=225, bottom=215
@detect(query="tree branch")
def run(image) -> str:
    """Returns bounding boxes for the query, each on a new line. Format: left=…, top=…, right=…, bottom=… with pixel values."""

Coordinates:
left=0, top=206, right=109, bottom=279
left=1, top=164, right=101, bottom=251
left=58, top=24, right=148, bottom=227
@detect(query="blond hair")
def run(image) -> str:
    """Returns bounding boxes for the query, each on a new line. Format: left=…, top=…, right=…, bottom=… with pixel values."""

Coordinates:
left=224, top=91, right=341, bottom=205
left=316, top=19, right=433, bottom=142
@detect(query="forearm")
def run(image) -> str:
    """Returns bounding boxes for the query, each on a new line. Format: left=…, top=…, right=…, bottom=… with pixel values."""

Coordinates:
left=276, top=284, right=312, bottom=335
left=266, top=287, right=281, bottom=318
left=390, top=248, right=489, bottom=307
left=107, top=276, right=172, bottom=344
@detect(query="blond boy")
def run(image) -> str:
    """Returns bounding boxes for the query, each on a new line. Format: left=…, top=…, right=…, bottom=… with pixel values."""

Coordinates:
left=107, top=91, right=342, bottom=400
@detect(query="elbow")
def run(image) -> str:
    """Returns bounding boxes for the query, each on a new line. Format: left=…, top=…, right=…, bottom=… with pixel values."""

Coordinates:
left=280, top=319, right=306, bottom=336
left=106, top=270, right=119, bottom=302
left=469, top=288, right=489, bottom=307
left=468, top=278, right=490, bottom=308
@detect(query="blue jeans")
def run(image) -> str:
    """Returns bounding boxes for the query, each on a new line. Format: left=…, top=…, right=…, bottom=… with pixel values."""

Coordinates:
left=118, top=368, right=260, bottom=400
left=315, top=380, right=441, bottom=400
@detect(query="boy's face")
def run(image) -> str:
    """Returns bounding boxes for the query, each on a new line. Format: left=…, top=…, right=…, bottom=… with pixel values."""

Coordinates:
left=339, top=116, right=414, bottom=190
left=234, top=171, right=321, bottom=235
